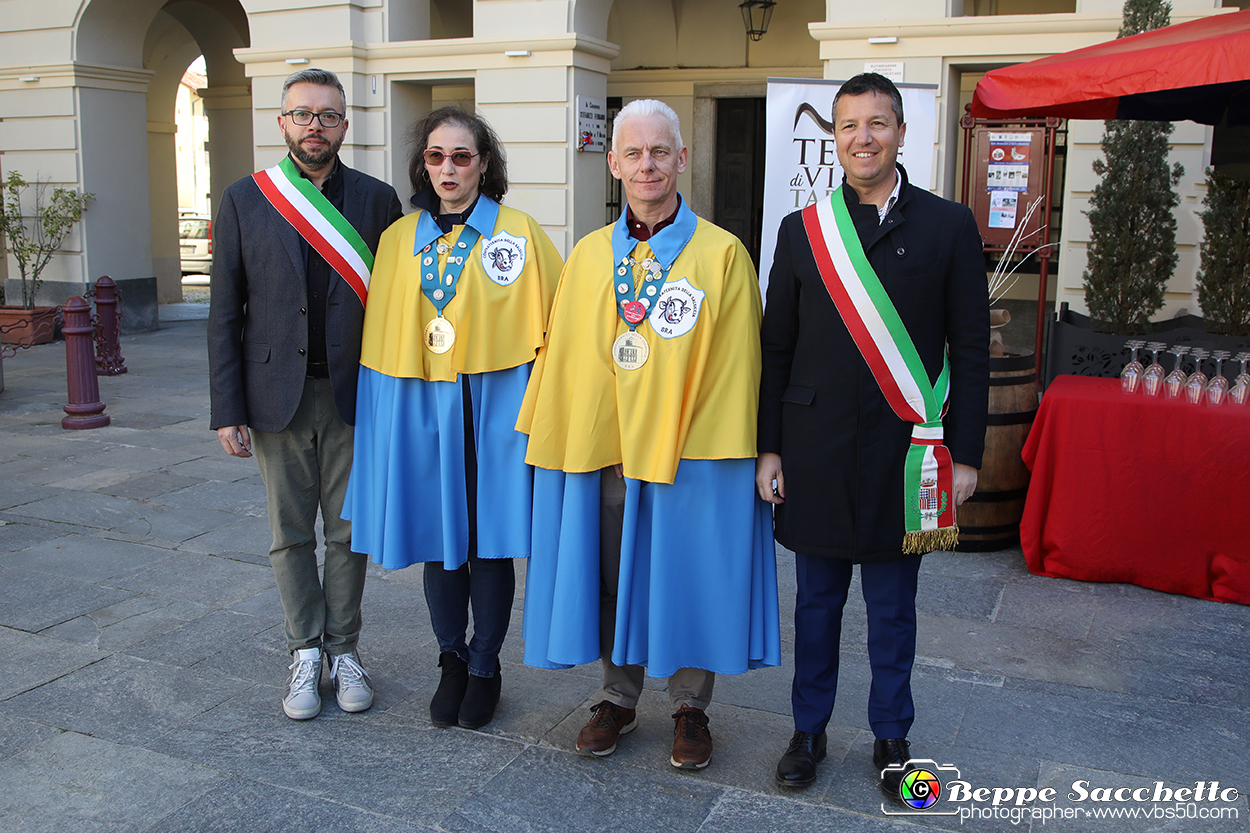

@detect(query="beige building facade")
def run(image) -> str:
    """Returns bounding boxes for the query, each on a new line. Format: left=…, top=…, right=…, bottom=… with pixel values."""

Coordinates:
left=0, top=0, right=1239, bottom=318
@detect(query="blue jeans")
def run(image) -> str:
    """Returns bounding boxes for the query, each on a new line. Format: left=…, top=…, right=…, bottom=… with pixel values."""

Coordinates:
left=423, top=555, right=515, bottom=677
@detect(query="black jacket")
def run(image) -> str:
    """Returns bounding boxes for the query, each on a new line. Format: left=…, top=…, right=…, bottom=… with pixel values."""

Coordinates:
left=208, top=162, right=403, bottom=432
left=758, top=167, right=989, bottom=561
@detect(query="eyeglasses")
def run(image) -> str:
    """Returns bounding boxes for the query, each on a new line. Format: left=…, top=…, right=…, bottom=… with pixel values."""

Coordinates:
left=423, top=149, right=479, bottom=167
left=282, top=110, right=345, bottom=128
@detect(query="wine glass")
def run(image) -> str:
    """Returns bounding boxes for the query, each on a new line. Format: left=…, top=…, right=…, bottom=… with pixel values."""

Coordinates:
left=1141, top=341, right=1167, bottom=396
left=1228, top=351, right=1249, bottom=406
left=1184, top=348, right=1209, bottom=405
left=1206, top=351, right=1231, bottom=406
left=1164, top=345, right=1190, bottom=399
left=1120, top=339, right=1145, bottom=394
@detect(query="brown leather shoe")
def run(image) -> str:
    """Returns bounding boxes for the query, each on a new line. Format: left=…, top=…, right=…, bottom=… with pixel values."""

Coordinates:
left=576, top=700, right=637, bottom=756
left=670, top=704, right=712, bottom=769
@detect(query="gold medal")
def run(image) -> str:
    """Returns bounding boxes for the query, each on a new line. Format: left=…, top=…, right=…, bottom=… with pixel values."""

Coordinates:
left=612, top=330, right=649, bottom=371
left=424, top=317, right=456, bottom=354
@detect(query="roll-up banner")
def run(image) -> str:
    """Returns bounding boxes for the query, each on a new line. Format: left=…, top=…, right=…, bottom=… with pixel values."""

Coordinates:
left=760, top=78, right=939, bottom=298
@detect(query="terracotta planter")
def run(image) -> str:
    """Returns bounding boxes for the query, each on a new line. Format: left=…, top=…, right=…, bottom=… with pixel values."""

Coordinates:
left=0, top=305, right=58, bottom=346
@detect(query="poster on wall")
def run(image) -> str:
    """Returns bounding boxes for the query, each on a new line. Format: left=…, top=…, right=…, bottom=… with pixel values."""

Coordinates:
left=759, top=78, right=938, bottom=297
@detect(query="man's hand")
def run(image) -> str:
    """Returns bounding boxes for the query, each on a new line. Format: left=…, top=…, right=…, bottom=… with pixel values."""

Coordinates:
left=953, top=462, right=977, bottom=506
left=756, top=452, right=785, bottom=505
left=217, top=425, right=253, bottom=458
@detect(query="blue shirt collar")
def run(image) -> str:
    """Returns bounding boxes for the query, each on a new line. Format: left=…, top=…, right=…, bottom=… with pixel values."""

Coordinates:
left=611, top=196, right=698, bottom=268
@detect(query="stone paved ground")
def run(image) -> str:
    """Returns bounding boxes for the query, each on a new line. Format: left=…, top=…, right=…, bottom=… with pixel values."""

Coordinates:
left=0, top=311, right=1246, bottom=833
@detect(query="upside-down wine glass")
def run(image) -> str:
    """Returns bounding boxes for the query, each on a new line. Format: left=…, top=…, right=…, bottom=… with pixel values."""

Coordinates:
left=1184, top=348, right=1210, bottom=405
left=1206, top=351, right=1231, bottom=406
left=1164, top=345, right=1191, bottom=399
left=1228, top=352, right=1250, bottom=406
left=1141, top=341, right=1167, bottom=396
left=1120, top=340, right=1146, bottom=394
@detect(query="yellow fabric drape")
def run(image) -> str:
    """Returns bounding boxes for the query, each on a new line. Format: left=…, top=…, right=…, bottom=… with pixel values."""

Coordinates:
left=517, top=218, right=762, bottom=485
left=360, top=205, right=563, bottom=381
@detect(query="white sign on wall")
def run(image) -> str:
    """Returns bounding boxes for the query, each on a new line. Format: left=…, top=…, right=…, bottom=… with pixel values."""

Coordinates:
left=759, top=77, right=939, bottom=297
left=576, top=96, right=608, bottom=153
left=865, top=62, right=905, bottom=82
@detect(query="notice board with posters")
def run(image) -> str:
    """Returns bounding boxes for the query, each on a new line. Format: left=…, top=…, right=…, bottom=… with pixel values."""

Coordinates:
left=970, top=127, right=1046, bottom=249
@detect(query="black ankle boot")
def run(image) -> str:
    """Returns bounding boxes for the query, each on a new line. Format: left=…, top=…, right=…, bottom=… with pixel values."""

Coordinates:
left=457, top=659, right=502, bottom=730
left=429, top=652, right=468, bottom=727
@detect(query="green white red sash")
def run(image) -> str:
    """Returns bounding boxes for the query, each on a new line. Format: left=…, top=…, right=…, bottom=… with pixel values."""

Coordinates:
left=802, top=186, right=958, bottom=554
left=253, top=157, right=374, bottom=306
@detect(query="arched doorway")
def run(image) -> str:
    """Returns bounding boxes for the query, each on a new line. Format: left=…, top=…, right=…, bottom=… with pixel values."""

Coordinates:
left=74, top=0, right=251, bottom=304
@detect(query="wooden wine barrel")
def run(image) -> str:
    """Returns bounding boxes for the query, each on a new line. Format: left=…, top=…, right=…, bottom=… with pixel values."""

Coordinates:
left=955, top=352, right=1038, bottom=552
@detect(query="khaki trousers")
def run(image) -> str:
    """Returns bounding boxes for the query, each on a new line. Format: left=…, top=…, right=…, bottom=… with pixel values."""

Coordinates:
left=597, top=467, right=715, bottom=711
left=252, top=377, right=367, bottom=657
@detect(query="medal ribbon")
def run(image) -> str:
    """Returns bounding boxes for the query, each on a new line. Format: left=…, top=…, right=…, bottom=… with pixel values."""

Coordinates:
left=610, top=199, right=699, bottom=330
left=802, top=186, right=957, bottom=554
left=253, top=157, right=374, bottom=306
left=412, top=198, right=499, bottom=317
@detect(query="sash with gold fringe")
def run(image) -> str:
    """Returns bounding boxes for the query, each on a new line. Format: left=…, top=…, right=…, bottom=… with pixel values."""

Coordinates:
left=801, top=187, right=958, bottom=554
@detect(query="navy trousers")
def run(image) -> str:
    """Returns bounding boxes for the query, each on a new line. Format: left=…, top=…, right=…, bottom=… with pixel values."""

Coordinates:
left=791, top=554, right=921, bottom=740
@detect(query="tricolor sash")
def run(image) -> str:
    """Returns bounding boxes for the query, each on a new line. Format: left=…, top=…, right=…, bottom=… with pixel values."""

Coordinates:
left=253, top=157, right=375, bottom=306
left=802, top=187, right=958, bottom=554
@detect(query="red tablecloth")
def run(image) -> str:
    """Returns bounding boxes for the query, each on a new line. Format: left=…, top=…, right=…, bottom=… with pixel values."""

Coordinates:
left=1021, top=375, right=1250, bottom=604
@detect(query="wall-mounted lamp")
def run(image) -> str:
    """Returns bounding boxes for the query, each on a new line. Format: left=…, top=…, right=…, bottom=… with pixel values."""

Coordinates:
left=868, top=36, right=898, bottom=44
left=739, top=0, right=776, bottom=42
left=504, top=50, right=532, bottom=57
left=285, top=58, right=310, bottom=65
left=19, top=76, right=40, bottom=82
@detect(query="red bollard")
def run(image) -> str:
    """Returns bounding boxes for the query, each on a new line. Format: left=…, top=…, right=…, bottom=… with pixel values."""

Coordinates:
left=93, top=275, right=127, bottom=375
left=62, top=296, right=110, bottom=429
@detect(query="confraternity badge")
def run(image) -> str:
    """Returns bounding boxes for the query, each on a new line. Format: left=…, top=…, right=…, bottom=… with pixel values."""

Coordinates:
left=612, top=331, right=649, bottom=371
left=622, top=301, right=647, bottom=325
left=424, top=317, right=455, bottom=354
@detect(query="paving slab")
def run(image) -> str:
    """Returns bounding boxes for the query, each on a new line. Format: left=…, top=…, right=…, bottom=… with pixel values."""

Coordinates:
left=5, top=533, right=177, bottom=582
left=0, top=731, right=223, bottom=833
left=442, top=744, right=725, bottom=833
left=145, top=776, right=439, bottom=833
left=109, top=551, right=275, bottom=607
left=0, top=561, right=134, bottom=632
left=146, top=685, right=528, bottom=826
left=0, top=654, right=252, bottom=745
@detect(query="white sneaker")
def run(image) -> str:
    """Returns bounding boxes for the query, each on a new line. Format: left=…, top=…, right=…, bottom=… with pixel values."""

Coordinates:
left=283, top=647, right=322, bottom=720
left=329, top=650, right=373, bottom=713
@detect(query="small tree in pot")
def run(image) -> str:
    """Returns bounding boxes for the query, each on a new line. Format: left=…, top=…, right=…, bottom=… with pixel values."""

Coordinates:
left=1081, top=0, right=1183, bottom=335
left=1195, top=169, right=1250, bottom=337
left=0, top=171, right=94, bottom=309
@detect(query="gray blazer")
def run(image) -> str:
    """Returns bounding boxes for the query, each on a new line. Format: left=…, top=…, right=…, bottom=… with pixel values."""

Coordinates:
left=208, top=162, right=403, bottom=433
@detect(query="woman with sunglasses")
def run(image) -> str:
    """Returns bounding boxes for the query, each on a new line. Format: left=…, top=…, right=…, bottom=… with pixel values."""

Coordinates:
left=343, top=106, right=562, bottom=729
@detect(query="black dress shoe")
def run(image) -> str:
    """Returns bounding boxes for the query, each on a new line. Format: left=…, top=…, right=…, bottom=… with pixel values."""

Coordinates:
left=775, top=730, right=827, bottom=788
left=873, top=738, right=915, bottom=800
left=429, top=652, right=468, bottom=727
left=458, top=659, right=502, bottom=729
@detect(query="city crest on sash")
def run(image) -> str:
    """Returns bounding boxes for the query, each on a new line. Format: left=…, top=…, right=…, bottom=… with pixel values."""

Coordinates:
left=481, top=231, right=527, bottom=286
left=647, top=277, right=704, bottom=339
left=917, top=478, right=948, bottom=520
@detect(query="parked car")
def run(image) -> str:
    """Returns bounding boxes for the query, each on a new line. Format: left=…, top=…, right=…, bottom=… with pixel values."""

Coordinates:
left=179, top=214, right=212, bottom=276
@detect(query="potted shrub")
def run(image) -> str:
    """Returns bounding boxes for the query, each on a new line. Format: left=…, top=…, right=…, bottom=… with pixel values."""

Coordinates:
left=0, top=171, right=93, bottom=345
left=1195, top=168, right=1250, bottom=338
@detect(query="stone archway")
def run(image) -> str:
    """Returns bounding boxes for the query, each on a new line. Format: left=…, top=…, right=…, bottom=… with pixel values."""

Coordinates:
left=74, top=0, right=250, bottom=305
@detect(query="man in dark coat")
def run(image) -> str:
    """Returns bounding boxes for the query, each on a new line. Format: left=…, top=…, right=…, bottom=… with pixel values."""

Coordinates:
left=208, top=68, right=402, bottom=721
left=756, top=72, right=988, bottom=795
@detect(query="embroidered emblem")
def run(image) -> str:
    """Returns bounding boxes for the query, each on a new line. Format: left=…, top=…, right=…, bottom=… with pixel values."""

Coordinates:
left=647, top=277, right=704, bottom=339
left=918, top=479, right=948, bottom=520
left=481, top=231, right=527, bottom=286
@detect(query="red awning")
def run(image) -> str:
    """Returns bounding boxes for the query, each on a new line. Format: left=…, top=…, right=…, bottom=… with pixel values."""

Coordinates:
left=970, top=9, right=1250, bottom=125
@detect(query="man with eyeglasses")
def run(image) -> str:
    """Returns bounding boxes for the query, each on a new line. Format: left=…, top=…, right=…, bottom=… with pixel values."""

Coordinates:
left=209, top=68, right=402, bottom=721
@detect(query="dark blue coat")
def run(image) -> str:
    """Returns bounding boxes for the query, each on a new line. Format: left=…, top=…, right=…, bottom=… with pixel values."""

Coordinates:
left=758, top=167, right=989, bottom=562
